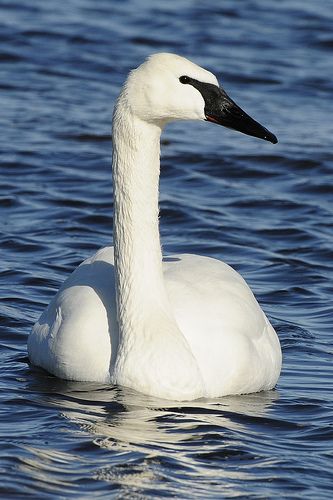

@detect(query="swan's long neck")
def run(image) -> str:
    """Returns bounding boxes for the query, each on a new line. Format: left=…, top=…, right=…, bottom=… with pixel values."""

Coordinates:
left=111, top=94, right=204, bottom=399
left=112, top=109, right=167, bottom=324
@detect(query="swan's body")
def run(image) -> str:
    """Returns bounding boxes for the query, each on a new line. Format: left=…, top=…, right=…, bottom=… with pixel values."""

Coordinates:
left=28, top=53, right=282, bottom=400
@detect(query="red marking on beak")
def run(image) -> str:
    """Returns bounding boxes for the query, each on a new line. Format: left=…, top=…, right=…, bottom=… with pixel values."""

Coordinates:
left=205, top=115, right=221, bottom=124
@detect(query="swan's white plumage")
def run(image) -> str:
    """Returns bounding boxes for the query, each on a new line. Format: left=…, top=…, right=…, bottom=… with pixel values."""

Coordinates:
left=28, top=53, right=282, bottom=400
left=29, top=248, right=281, bottom=397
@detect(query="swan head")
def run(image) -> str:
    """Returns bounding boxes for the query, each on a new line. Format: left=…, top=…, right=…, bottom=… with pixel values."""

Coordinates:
left=120, top=53, right=277, bottom=144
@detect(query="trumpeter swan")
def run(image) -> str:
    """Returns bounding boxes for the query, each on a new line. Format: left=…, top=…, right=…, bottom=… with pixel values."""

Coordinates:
left=28, top=53, right=282, bottom=400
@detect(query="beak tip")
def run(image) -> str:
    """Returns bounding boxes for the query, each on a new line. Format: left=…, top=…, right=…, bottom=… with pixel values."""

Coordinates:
left=268, top=133, right=278, bottom=145
left=264, top=133, right=279, bottom=144
left=263, top=129, right=278, bottom=144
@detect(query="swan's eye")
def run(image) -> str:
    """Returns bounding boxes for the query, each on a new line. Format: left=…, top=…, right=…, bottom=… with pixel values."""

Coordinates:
left=179, top=75, right=191, bottom=84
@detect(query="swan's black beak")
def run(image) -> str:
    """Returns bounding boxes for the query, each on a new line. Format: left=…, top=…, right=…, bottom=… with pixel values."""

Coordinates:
left=181, top=77, right=277, bottom=144
left=204, top=86, right=278, bottom=144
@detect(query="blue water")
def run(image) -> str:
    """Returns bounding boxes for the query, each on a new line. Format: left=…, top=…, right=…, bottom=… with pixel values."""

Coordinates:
left=1, top=0, right=333, bottom=497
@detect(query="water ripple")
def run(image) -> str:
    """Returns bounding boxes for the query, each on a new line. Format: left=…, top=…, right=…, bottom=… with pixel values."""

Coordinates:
left=1, top=0, right=333, bottom=497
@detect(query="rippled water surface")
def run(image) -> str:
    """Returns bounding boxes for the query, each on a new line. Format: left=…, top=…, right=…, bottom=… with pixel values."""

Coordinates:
left=1, top=0, right=333, bottom=497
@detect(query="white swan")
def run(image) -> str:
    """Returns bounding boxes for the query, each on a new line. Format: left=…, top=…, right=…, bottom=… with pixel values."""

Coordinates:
left=28, top=53, right=282, bottom=401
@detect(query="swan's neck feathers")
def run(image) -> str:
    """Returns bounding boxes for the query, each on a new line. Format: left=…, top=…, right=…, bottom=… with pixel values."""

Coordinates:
left=112, top=107, right=165, bottom=319
left=112, top=96, right=204, bottom=399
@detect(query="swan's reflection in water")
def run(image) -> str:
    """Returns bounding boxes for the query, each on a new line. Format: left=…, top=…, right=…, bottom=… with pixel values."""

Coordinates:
left=27, top=371, right=279, bottom=494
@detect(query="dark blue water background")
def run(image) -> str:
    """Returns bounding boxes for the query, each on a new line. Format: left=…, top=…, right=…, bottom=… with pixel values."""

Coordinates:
left=1, top=0, right=333, bottom=497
